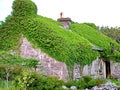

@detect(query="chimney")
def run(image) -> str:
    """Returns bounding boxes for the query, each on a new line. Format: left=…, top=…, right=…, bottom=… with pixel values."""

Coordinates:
left=57, top=12, right=71, bottom=30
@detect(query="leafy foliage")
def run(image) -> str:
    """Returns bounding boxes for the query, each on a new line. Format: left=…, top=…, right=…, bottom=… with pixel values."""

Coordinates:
left=27, top=74, right=65, bottom=90
left=70, top=23, right=120, bottom=61
left=0, top=16, right=21, bottom=51
left=20, top=16, right=98, bottom=65
left=0, top=52, right=39, bottom=68
left=65, top=75, right=104, bottom=89
left=84, top=22, right=98, bottom=30
left=100, top=26, right=120, bottom=43
left=12, top=0, right=37, bottom=17
left=15, top=69, right=34, bottom=88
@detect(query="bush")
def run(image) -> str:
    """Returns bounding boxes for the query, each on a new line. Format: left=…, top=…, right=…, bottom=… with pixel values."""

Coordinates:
left=12, top=0, right=37, bottom=17
left=0, top=64, right=8, bottom=80
left=110, top=78, right=120, bottom=86
left=0, top=64, right=24, bottom=81
left=15, top=69, right=35, bottom=88
left=82, top=75, right=92, bottom=82
left=65, top=76, right=104, bottom=89
left=27, top=74, right=65, bottom=90
left=0, top=52, right=39, bottom=68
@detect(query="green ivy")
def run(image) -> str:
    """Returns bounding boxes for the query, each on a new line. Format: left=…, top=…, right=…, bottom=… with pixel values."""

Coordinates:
left=70, top=23, right=120, bottom=61
left=12, top=0, right=37, bottom=17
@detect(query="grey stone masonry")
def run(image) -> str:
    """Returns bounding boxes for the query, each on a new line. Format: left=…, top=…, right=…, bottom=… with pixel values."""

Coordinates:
left=111, top=61, right=120, bottom=79
left=73, top=63, right=81, bottom=80
left=20, top=37, right=68, bottom=80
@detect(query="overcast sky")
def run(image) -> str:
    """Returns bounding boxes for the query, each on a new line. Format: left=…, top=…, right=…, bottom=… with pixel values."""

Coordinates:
left=0, top=0, right=120, bottom=27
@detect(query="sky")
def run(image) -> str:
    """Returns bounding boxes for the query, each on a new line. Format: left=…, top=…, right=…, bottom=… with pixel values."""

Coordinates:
left=0, top=0, right=120, bottom=27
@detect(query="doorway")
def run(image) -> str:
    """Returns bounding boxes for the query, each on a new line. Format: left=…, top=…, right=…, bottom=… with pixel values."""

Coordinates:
left=105, top=60, right=111, bottom=78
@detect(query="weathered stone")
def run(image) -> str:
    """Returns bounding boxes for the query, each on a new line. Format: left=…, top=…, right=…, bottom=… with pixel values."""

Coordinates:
left=73, top=63, right=81, bottom=80
left=91, top=58, right=106, bottom=79
left=99, top=80, right=119, bottom=90
left=83, top=65, right=91, bottom=76
left=111, top=61, right=120, bottom=79
left=91, top=81, right=120, bottom=90
left=91, top=86, right=98, bottom=90
left=70, top=86, right=77, bottom=90
left=20, top=37, right=68, bottom=80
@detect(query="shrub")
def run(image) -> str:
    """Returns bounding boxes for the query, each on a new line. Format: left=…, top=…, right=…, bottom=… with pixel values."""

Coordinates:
left=65, top=76, right=104, bottom=89
left=0, top=64, right=24, bottom=81
left=12, top=0, right=37, bottom=17
left=15, top=69, right=34, bottom=88
left=27, top=74, right=65, bottom=90
left=0, top=64, right=8, bottom=80
left=82, top=75, right=92, bottom=82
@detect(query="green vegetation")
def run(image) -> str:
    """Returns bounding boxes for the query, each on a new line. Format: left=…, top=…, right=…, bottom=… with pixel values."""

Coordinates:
left=22, top=16, right=98, bottom=66
left=110, top=78, right=120, bottom=86
left=100, top=26, right=120, bottom=44
left=65, top=75, right=104, bottom=89
left=27, top=74, right=65, bottom=90
left=0, top=0, right=99, bottom=66
left=0, top=64, right=65, bottom=90
left=84, top=22, right=98, bottom=30
left=1, top=0, right=120, bottom=66
left=12, top=0, right=37, bottom=17
left=70, top=23, right=120, bottom=61
left=1, top=0, right=120, bottom=89
left=0, top=15, right=21, bottom=51
left=0, top=52, right=39, bottom=68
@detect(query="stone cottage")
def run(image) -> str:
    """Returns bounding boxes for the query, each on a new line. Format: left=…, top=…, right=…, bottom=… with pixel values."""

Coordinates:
left=20, top=37, right=120, bottom=81
left=19, top=14, right=120, bottom=80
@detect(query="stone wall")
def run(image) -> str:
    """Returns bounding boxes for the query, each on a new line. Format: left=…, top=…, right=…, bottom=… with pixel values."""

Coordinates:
left=20, top=37, right=68, bottom=80
left=73, top=58, right=120, bottom=80
left=73, top=58, right=106, bottom=80
left=73, top=63, right=81, bottom=80
left=90, top=58, right=106, bottom=79
left=111, top=61, right=120, bottom=78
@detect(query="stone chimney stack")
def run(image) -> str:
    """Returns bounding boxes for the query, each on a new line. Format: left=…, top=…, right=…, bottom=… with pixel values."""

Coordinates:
left=57, top=12, right=71, bottom=30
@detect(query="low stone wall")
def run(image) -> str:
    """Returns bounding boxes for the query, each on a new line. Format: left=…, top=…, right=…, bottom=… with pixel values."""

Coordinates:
left=20, top=37, right=68, bottom=80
